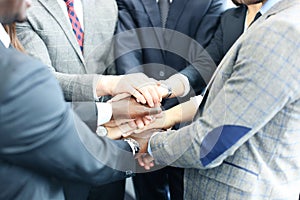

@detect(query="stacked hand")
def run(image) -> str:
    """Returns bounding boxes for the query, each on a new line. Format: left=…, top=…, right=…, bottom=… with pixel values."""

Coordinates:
left=125, top=129, right=158, bottom=170
left=97, top=73, right=169, bottom=107
left=102, top=95, right=161, bottom=139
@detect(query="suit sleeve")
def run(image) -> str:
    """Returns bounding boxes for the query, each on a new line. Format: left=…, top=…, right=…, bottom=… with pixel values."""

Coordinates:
left=149, top=21, right=300, bottom=169
left=114, top=0, right=143, bottom=75
left=0, top=51, right=135, bottom=186
left=179, top=0, right=224, bottom=94
left=16, top=20, right=98, bottom=101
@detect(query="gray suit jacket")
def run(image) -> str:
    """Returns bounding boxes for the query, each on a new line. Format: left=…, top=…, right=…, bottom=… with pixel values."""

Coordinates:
left=16, top=0, right=117, bottom=101
left=150, top=0, right=300, bottom=199
left=0, top=43, right=135, bottom=200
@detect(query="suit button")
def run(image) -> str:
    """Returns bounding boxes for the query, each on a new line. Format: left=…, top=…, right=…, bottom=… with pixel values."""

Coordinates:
left=125, top=170, right=133, bottom=178
left=159, top=71, right=165, bottom=77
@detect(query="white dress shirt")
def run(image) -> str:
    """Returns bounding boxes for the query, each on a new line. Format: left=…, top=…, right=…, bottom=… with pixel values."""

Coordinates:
left=57, top=0, right=113, bottom=125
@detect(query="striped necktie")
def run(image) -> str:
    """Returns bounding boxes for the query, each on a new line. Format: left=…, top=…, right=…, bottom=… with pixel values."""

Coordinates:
left=64, top=0, right=84, bottom=52
left=159, top=0, right=170, bottom=28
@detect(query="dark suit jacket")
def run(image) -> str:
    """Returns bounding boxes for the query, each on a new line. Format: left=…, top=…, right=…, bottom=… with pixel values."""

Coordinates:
left=206, top=5, right=247, bottom=65
left=0, top=43, right=134, bottom=200
left=115, top=0, right=225, bottom=97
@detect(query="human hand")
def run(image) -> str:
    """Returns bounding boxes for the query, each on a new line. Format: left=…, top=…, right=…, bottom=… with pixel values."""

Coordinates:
left=125, top=129, right=159, bottom=154
left=104, top=123, right=137, bottom=140
left=136, top=153, right=155, bottom=170
left=104, top=117, right=151, bottom=138
left=111, top=96, right=162, bottom=121
left=134, top=109, right=177, bottom=133
left=97, top=73, right=162, bottom=107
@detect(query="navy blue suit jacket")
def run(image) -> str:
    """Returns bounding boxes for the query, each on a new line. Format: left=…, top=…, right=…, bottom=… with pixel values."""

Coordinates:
left=205, top=5, right=247, bottom=65
left=0, top=43, right=134, bottom=199
left=115, top=0, right=225, bottom=98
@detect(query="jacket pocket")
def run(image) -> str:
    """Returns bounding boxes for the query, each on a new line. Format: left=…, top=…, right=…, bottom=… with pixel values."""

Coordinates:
left=198, top=161, right=259, bottom=192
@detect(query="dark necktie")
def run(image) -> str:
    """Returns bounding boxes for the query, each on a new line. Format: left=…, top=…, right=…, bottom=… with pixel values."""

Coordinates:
left=249, top=11, right=262, bottom=27
left=159, top=0, right=170, bottom=28
left=64, top=0, right=84, bottom=52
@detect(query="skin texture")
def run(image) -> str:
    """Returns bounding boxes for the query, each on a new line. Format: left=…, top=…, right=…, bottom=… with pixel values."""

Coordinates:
left=111, top=96, right=161, bottom=120
left=0, top=0, right=31, bottom=24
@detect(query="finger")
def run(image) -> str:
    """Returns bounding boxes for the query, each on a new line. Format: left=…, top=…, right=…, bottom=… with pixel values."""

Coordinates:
left=135, top=118, right=145, bottom=129
left=143, top=154, right=154, bottom=164
left=138, top=88, right=154, bottom=107
left=114, top=118, right=135, bottom=126
left=142, top=116, right=152, bottom=126
left=109, top=93, right=131, bottom=102
left=128, top=120, right=138, bottom=129
left=142, top=155, right=154, bottom=170
left=104, top=120, right=117, bottom=127
left=118, top=122, right=136, bottom=134
left=145, top=86, right=161, bottom=104
left=131, top=89, right=147, bottom=105
left=137, top=156, right=145, bottom=167
left=144, top=161, right=154, bottom=170
left=121, top=131, right=133, bottom=137
left=146, top=106, right=162, bottom=116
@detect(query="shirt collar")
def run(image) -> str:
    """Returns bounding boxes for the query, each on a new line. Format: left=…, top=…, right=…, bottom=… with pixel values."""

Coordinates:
left=0, top=24, right=11, bottom=48
left=260, top=0, right=282, bottom=15
left=156, top=0, right=173, bottom=3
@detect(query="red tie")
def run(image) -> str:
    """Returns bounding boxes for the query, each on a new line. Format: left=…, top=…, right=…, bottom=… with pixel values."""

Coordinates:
left=64, top=0, right=84, bottom=52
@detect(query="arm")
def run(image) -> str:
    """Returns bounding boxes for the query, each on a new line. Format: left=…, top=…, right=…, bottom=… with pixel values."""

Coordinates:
left=135, top=95, right=202, bottom=132
left=0, top=51, right=135, bottom=185
left=161, top=0, right=225, bottom=96
left=178, top=0, right=225, bottom=94
left=114, top=0, right=143, bottom=75
left=149, top=23, right=300, bottom=169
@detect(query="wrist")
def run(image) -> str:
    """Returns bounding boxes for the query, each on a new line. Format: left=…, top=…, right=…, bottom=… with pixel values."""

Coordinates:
left=167, top=106, right=181, bottom=125
left=123, top=138, right=140, bottom=155
left=97, top=75, right=119, bottom=96
left=159, top=83, right=173, bottom=99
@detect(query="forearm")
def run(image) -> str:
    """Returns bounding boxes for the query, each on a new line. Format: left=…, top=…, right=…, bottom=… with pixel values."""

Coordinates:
left=165, top=95, right=201, bottom=126
left=55, top=72, right=97, bottom=101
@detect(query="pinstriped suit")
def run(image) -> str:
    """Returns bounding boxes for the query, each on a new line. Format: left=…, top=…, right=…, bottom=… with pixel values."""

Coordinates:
left=16, top=0, right=117, bottom=101
left=150, top=0, right=300, bottom=199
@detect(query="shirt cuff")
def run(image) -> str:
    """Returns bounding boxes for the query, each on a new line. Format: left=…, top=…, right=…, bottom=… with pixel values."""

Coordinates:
left=190, top=94, right=204, bottom=107
left=96, top=102, right=112, bottom=125
left=147, top=132, right=160, bottom=156
left=178, top=74, right=190, bottom=97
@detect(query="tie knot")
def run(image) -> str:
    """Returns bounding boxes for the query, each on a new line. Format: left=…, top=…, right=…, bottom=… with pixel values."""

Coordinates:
left=64, top=0, right=74, bottom=7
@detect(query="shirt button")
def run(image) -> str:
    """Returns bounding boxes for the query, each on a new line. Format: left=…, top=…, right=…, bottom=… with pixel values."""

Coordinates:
left=159, top=71, right=165, bottom=77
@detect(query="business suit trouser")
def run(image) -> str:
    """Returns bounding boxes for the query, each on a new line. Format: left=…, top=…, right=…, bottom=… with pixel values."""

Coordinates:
left=133, top=166, right=184, bottom=200
left=87, top=180, right=125, bottom=200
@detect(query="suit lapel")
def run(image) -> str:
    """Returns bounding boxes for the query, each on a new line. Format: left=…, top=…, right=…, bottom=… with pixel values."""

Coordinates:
left=82, top=0, right=91, bottom=59
left=232, top=5, right=247, bottom=30
left=141, top=0, right=162, bottom=27
left=38, top=0, right=85, bottom=63
left=200, top=0, right=296, bottom=112
left=166, top=0, right=189, bottom=30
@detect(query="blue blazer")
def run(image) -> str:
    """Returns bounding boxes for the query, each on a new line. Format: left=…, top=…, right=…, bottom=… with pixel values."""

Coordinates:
left=115, top=0, right=225, bottom=96
left=0, top=43, right=135, bottom=199
left=205, top=5, right=247, bottom=65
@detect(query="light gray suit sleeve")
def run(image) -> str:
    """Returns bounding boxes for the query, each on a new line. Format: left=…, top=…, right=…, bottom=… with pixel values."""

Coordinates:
left=150, top=19, right=300, bottom=169
left=0, top=49, right=135, bottom=186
